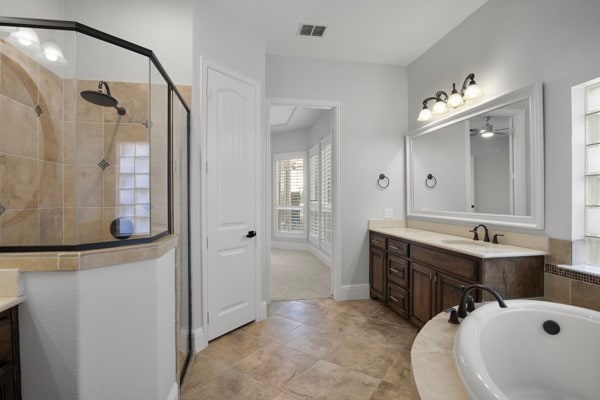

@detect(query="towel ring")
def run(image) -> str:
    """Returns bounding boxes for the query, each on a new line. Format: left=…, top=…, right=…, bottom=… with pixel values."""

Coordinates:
left=377, top=173, right=390, bottom=189
left=425, top=173, right=437, bottom=189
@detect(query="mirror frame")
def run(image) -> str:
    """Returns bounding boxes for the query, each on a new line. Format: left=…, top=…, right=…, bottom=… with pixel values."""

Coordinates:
left=406, top=82, right=544, bottom=229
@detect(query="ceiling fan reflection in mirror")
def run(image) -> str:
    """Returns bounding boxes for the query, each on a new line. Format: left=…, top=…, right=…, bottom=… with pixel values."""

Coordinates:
left=470, top=116, right=511, bottom=138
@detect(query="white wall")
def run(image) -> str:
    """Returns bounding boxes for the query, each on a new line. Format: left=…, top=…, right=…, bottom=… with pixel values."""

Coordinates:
left=20, top=251, right=176, bottom=400
left=309, top=111, right=332, bottom=147
left=64, top=0, right=193, bottom=85
left=407, top=0, right=600, bottom=240
left=1, top=0, right=64, bottom=19
left=266, top=55, right=408, bottom=286
left=412, top=122, right=468, bottom=212
left=271, top=129, right=310, bottom=154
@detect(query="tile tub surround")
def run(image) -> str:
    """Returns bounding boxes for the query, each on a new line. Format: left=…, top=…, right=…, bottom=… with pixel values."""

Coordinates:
left=182, top=298, right=420, bottom=399
left=0, top=233, right=178, bottom=272
left=545, top=263, right=600, bottom=311
left=411, top=310, right=467, bottom=400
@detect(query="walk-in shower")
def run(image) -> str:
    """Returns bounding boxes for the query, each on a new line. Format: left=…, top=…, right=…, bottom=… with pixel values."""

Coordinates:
left=0, top=17, right=192, bottom=385
left=0, top=18, right=190, bottom=251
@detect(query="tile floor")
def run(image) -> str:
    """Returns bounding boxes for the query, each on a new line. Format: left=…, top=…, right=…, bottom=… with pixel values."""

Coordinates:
left=182, top=298, right=420, bottom=399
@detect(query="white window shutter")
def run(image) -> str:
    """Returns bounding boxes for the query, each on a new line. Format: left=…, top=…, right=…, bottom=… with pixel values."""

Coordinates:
left=320, top=136, right=332, bottom=252
left=273, top=152, right=307, bottom=239
left=308, top=144, right=320, bottom=246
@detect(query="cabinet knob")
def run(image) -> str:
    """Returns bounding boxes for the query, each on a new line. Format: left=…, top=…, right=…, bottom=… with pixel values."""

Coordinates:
left=389, top=296, right=399, bottom=303
left=390, top=268, right=400, bottom=274
left=389, top=245, right=399, bottom=250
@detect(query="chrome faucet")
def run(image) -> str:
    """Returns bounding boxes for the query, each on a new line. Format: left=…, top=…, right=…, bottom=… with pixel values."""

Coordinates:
left=469, top=224, right=490, bottom=242
left=447, top=284, right=507, bottom=324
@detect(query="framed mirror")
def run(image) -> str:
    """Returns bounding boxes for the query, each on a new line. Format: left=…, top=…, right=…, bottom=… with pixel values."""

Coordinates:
left=406, top=83, right=544, bottom=229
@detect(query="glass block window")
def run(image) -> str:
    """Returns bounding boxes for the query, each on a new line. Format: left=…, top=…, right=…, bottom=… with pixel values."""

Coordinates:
left=119, top=141, right=150, bottom=235
left=273, top=152, right=306, bottom=238
left=585, top=85, right=600, bottom=265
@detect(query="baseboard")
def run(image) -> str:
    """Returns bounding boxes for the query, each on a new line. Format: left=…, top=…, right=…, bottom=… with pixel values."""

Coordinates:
left=178, top=328, right=189, bottom=353
left=191, top=326, right=207, bottom=354
left=308, top=244, right=331, bottom=267
left=271, top=240, right=309, bottom=251
left=259, top=300, right=267, bottom=320
left=165, top=382, right=179, bottom=400
left=339, top=284, right=370, bottom=300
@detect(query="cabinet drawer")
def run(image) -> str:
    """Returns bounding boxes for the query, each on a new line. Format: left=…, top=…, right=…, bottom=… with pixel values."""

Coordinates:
left=370, top=233, right=386, bottom=250
left=411, top=245, right=478, bottom=282
left=387, top=238, right=409, bottom=256
left=0, top=312, right=12, bottom=365
left=387, top=283, right=409, bottom=318
left=387, top=255, right=409, bottom=288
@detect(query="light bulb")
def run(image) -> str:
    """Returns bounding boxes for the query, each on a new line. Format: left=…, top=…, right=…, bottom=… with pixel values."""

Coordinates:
left=447, top=92, right=464, bottom=108
left=464, top=83, right=483, bottom=100
left=481, top=131, right=494, bottom=138
left=417, top=108, right=432, bottom=122
left=8, top=28, right=42, bottom=53
left=432, top=100, right=448, bottom=114
left=42, top=42, right=66, bottom=64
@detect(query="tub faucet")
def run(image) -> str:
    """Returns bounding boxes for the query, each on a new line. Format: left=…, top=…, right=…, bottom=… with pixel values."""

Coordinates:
left=469, top=224, right=490, bottom=242
left=458, top=284, right=507, bottom=318
left=447, top=284, right=507, bottom=324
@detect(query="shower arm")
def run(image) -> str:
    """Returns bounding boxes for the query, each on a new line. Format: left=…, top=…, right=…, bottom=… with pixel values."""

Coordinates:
left=98, top=80, right=111, bottom=96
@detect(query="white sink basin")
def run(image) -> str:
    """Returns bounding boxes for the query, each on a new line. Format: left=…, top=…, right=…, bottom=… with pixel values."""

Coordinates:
left=454, top=300, right=600, bottom=400
left=441, top=239, right=487, bottom=247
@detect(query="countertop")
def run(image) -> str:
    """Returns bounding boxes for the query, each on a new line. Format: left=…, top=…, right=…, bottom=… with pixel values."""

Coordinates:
left=370, top=227, right=548, bottom=259
left=410, top=310, right=467, bottom=400
left=0, top=296, right=25, bottom=313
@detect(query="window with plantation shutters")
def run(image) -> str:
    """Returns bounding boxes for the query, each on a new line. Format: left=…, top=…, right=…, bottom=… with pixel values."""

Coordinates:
left=273, top=152, right=307, bottom=238
left=320, top=136, right=332, bottom=252
left=308, top=144, right=320, bottom=246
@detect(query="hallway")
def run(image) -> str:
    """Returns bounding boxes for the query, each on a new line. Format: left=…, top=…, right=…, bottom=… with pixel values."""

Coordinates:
left=182, top=299, right=419, bottom=399
left=271, top=249, right=331, bottom=301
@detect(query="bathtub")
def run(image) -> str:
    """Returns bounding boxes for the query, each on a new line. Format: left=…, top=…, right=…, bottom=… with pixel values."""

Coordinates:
left=454, top=300, right=600, bottom=400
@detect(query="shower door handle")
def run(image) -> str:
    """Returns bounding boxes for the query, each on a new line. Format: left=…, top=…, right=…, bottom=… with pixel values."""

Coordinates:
left=246, top=230, right=257, bottom=238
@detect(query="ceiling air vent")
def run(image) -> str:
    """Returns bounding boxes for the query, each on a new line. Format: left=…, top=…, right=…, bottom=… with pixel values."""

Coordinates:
left=298, top=23, right=327, bottom=37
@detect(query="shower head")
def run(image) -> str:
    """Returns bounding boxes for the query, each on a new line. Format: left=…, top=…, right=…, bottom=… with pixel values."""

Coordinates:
left=80, top=81, right=126, bottom=115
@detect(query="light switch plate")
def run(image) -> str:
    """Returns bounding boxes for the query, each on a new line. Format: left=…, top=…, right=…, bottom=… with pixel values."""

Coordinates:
left=384, top=208, right=393, bottom=219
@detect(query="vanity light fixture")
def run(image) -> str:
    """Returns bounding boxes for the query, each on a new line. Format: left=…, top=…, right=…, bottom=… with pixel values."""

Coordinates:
left=417, top=73, right=484, bottom=121
left=8, top=28, right=42, bottom=52
left=432, top=91, right=449, bottom=114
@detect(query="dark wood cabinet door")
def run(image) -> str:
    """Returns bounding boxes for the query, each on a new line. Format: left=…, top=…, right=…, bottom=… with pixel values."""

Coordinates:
left=369, top=247, right=386, bottom=300
left=387, top=283, right=409, bottom=318
left=410, top=262, right=434, bottom=328
left=387, top=255, right=409, bottom=289
left=436, top=272, right=470, bottom=315
left=0, top=361, right=14, bottom=400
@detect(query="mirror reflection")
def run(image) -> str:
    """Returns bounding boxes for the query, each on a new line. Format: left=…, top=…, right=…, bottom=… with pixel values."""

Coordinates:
left=412, top=98, right=531, bottom=216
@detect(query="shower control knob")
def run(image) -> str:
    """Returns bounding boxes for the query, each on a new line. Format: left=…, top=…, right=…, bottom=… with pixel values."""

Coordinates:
left=246, top=231, right=257, bottom=238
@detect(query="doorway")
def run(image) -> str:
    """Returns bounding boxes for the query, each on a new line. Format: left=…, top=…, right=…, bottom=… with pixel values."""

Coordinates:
left=268, top=101, right=339, bottom=302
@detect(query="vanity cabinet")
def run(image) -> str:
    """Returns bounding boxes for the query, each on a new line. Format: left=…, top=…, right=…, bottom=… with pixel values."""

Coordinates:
left=0, top=307, right=21, bottom=400
left=369, top=230, right=545, bottom=328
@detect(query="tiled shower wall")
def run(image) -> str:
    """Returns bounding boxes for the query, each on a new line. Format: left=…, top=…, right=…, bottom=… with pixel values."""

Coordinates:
left=0, top=41, right=64, bottom=245
left=0, top=40, right=184, bottom=246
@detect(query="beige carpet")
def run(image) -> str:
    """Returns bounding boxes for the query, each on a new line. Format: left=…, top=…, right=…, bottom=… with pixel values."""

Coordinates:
left=271, top=249, right=331, bottom=301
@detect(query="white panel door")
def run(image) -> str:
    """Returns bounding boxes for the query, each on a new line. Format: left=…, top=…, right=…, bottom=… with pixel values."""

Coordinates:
left=206, top=67, right=257, bottom=340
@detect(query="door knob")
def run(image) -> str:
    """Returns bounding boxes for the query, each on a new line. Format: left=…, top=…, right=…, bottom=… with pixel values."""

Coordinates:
left=246, top=230, right=257, bottom=238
